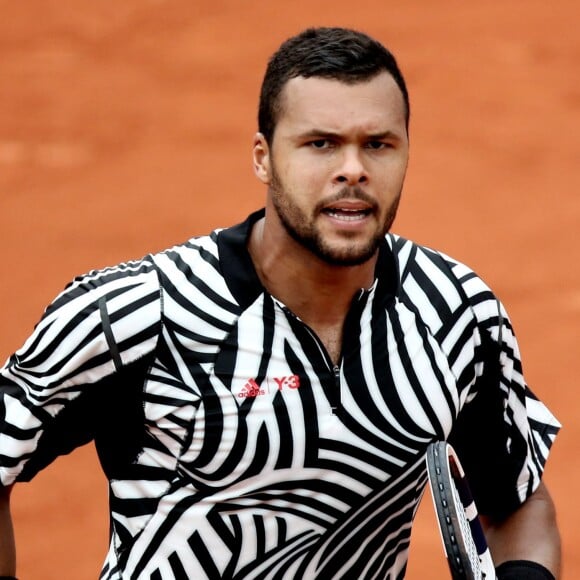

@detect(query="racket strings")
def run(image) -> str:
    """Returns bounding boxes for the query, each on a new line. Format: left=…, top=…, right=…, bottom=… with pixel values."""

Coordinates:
left=448, top=472, right=482, bottom=576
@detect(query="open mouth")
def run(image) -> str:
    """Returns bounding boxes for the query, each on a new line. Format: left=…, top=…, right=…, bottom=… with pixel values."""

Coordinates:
left=322, top=207, right=372, bottom=221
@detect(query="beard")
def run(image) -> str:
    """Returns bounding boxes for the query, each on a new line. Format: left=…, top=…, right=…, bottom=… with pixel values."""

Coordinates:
left=269, top=167, right=401, bottom=267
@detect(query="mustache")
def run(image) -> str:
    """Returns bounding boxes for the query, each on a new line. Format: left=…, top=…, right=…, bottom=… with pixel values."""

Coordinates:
left=314, top=186, right=378, bottom=212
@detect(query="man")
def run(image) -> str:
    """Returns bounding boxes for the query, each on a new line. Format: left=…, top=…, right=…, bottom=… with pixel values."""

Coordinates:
left=0, top=27, right=561, bottom=579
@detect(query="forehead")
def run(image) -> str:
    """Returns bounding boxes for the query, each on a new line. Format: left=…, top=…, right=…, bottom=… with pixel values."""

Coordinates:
left=276, top=72, right=407, bottom=134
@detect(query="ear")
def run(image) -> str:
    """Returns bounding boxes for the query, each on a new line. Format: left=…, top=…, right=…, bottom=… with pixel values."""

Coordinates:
left=253, top=133, right=271, bottom=184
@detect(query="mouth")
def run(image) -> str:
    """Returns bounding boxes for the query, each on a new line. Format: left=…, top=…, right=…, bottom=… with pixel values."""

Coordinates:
left=321, top=206, right=373, bottom=222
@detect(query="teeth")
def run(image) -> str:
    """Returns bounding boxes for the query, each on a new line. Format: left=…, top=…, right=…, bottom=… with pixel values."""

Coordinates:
left=327, top=209, right=366, bottom=221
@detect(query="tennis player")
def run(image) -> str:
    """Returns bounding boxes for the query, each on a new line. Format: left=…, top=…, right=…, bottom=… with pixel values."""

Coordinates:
left=0, top=27, right=561, bottom=579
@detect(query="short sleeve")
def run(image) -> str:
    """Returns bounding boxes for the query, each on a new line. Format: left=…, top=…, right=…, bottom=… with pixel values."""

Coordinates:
left=0, top=259, right=161, bottom=486
left=448, top=269, right=560, bottom=520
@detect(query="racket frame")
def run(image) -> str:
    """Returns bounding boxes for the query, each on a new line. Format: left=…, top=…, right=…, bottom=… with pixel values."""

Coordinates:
left=426, top=441, right=496, bottom=580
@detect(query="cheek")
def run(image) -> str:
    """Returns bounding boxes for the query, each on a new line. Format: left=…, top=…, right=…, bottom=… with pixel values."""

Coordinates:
left=276, top=161, right=326, bottom=196
left=377, top=158, right=408, bottom=190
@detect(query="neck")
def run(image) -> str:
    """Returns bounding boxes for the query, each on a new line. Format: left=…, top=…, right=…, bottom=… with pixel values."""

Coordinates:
left=248, top=215, right=377, bottom=327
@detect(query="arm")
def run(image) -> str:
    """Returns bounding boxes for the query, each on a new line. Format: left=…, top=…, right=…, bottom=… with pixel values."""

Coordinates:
left=444, top=267, right=562, bottom=578
left=0, top=485, right=16, bottom=577
left=481, top=481, right=561, bottom=579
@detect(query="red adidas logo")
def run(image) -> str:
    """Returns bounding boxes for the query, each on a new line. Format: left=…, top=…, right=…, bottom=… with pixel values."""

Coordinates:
left=237, top=375, right=301, bottom=398
left=238, top=378, right=265, bottom=398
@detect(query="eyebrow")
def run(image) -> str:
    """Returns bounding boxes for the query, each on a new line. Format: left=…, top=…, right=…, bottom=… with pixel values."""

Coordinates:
left=296, top=129, right=402, bottom=141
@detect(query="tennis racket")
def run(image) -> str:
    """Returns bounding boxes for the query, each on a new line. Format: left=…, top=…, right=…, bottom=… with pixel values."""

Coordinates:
left=426, top=441, right=497, bottom=580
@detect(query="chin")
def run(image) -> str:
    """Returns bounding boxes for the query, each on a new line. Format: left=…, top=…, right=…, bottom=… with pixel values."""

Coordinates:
left=314, top=241, right=379, bottom=267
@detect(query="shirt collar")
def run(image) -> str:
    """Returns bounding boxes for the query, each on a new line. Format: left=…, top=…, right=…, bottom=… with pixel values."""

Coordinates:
left=217, top=209, right=399, bottom=309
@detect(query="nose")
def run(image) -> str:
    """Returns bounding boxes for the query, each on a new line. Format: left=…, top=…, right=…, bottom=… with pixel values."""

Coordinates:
left=334, top=146, right=368, bottom=186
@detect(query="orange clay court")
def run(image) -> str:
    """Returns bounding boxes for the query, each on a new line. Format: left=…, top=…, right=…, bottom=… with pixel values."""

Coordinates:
left=0, top=1, right=578, bottom=578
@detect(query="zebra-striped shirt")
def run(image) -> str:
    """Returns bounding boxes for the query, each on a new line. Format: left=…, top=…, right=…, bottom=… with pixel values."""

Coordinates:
left=0, top=210, right=560, bottom=579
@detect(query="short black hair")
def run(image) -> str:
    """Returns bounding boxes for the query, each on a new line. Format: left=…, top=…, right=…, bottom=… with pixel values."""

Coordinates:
left=258, top=27, right=410, bottom=145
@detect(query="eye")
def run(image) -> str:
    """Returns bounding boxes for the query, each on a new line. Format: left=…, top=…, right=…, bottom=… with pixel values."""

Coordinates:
left=365, top=140, right=391, bottom=150
left=308, top=139, right=334, bottom=150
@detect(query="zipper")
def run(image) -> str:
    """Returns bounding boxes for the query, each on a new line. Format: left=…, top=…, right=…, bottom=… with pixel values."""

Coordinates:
left=280, top=307, right=342, bottom=414
left=332, top=364, right=341, bottom=415
left=277, top=287, right=371, bottom=415
left=300, top=324, right=341, bottom=413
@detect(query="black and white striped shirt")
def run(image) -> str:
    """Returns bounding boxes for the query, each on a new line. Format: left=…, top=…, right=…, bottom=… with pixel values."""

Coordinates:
left=0, top=210, right=560, bottom=579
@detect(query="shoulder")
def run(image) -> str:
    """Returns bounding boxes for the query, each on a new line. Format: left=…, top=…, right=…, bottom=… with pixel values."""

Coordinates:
left=388, top=234, right=477, bottom=287
left=386, top=234, right=503, bottom=333
left=49, top=230, right=223, bottom=310
left=148, top=230, right=241, bottom=305
left=43, top=225, right=236, bottom=328
left=149, top=230, right=223, bottom=275
left=43, top=254, right=162, bottom=321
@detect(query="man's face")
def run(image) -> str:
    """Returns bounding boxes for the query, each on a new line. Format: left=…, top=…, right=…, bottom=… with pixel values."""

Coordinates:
left=253, top=71, right=409, bottom=266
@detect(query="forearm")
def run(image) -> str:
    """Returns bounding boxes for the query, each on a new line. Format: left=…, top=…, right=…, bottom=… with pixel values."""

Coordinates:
left=0, top=485, right=16, bottom=577
left=481, top=481, right=561, bottom=578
